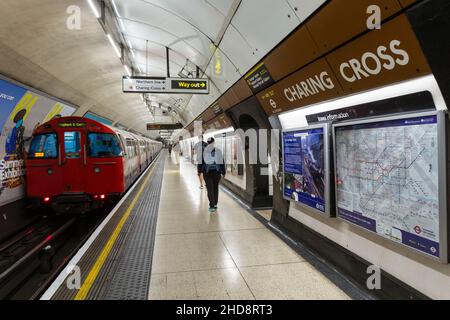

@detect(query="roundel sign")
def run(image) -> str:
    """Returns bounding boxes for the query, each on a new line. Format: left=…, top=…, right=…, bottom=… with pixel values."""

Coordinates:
left=269, top=99, right=277, bottom=109
left=414, top=226, right=422, bottom=235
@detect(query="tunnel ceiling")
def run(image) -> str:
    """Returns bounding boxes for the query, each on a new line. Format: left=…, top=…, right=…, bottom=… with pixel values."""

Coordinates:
left=0, top=0, right=325, bottom=136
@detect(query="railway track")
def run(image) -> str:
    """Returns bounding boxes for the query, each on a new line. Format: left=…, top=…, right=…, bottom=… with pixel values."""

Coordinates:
left=0, top=207, right=111, bottom=300
left=0, top=155, right=161, bottom=300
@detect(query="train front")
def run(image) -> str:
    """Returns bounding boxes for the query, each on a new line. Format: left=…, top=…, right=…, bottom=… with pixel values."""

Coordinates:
left=25, top=117, right=125, bottom=214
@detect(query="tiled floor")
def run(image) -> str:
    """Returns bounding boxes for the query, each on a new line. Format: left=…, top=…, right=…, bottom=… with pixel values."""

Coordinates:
left=149, top=155, right=350, bottom=300
left=256, top=210, right=272, bottom=221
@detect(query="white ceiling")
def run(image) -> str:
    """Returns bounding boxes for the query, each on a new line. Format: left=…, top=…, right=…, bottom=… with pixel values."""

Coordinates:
left=116, top=0, right=326, bottom=126
left=0, top=0, right=326, bottom=136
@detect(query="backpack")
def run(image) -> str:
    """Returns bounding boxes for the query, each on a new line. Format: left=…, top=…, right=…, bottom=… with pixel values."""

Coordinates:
left=205, top=162, right=220, bottom=173
left=204, top=149, right=221, bottom=173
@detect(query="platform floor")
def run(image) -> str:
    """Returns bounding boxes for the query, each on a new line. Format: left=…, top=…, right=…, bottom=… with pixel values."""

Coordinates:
left=148, top=155, right=350, bottom=300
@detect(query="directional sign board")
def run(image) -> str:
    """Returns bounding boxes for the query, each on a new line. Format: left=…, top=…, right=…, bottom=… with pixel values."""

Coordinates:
left=123, top=76, right=209, bottom=94
left=147, top=123, right=183, bottom=131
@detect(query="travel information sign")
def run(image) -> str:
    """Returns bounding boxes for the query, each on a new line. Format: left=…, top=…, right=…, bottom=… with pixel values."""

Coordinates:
left=123, top=76, right=209, bottom=94
left=333, top=112, right=447, bottom=261
left=282, top=124, right=330, bottom=216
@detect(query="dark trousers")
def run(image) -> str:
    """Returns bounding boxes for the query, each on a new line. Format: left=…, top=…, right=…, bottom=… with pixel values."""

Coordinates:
left=204, top=172, right=221, bottom=208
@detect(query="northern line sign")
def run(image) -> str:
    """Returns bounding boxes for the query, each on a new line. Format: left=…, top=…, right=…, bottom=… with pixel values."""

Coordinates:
left=123, top=76, right=209, bottom=94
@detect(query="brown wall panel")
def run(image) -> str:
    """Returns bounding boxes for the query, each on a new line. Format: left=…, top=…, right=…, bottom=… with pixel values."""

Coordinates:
left=205, top=113, right=232, bottom=130
left=231, top=78, right=253, bottom=101
left=327, top=14, right=431, bottom=94
left=307, top=0, right=402, bottom=55
left=264, top=26, right=320, bottom=81
left=398, top=0, right=419, bottom=8
left=257, top=58, right=344, bottom=116
left=221, top=88, right=240, bottom=110
left=201, top=108, right=216, bottom=123
left=216, top=96, right=230, bottom=111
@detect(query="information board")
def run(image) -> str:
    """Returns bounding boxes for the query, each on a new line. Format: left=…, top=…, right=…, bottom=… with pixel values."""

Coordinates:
left=283, top=124, right=330, bottom=215
left=147, top=123, right=183, bottom=131
left=334, top=112, right=447, bottom=260
left=244, top=62, right=275, bottom=93
left=123, top=76, right=209, bottom=94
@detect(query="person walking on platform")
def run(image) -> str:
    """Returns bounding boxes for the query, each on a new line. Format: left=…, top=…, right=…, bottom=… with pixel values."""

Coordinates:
left=194, top=135, right=207, bottom=189
left=202, top=137, right=226, bottom=213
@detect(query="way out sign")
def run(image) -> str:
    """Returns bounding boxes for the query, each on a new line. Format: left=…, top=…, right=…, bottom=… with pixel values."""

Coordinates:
left=123, top=76, right=209, bottom=94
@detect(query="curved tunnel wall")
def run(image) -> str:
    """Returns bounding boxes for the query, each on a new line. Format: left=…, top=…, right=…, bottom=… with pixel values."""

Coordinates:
left=223, top=96, right=273, bottom=208
left=272, top=2, right=450, bottom=299
left=0, top=75, right=77, bottom=242
left=190, top=0, right=450, bottom=299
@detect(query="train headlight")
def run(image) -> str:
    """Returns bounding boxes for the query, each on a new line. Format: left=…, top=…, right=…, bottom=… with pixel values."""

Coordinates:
left=94, top=167, right=101, bottom=174
left=47, top=169, right=53, bottom=175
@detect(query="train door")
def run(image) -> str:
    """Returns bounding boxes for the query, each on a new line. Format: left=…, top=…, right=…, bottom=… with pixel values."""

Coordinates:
left=117, top=133, right=128, bottom=185
left=137, top=140, right=143, bottom=173
left=61, top=130, right=86, bottom=193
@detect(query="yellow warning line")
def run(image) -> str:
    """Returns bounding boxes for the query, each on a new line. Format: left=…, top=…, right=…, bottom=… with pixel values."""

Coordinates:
left=74, top=162, right=157, bottom=300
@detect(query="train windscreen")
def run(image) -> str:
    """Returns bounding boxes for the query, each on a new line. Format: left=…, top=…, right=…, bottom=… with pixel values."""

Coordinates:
left=88, top=133, right=123, bottom=158
left=29, top=133, right=58, bottom=158
left=64, top=132, right=81, bottom=159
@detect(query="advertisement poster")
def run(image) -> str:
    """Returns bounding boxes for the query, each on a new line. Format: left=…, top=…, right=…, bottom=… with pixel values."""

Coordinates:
left=231, top=136, right=244, bottom=176
left=335, top=114, right=441, bottom=258
left=225, top=136, right=232, bottom=173
left=0, top=78, right=76, bottom=206
left=283, top=128, right=326, bottom=213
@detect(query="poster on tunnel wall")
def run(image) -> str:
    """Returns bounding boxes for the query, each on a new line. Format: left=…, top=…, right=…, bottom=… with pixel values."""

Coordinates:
left=0, top=77, right=76, bottom=206
left=231, top=135, right=244, bottom=176
left=282, top=125, right=329, bottom=216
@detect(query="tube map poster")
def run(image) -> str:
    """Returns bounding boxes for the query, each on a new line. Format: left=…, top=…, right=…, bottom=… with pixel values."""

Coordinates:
left=0, top=78, right=76, bottom=206
left=335, top=115, right=440, bottom=257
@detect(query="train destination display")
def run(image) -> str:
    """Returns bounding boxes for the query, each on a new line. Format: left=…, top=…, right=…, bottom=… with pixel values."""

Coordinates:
left=283, top=127, right=327, bottom=214
left=334, top=113, right=441, bottom=258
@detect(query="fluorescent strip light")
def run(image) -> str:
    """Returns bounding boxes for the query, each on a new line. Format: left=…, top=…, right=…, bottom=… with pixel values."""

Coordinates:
left=118, top=19, right=126, bottom=32
left=107, top=34, right=122, bottom=58
left=87, top=0, right=101, bottom=18
left=111, top=0, right=121, bottom=17
left=124, top=65, right=132, bottom=76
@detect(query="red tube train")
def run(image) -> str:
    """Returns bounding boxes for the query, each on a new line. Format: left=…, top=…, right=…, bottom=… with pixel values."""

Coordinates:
left=25, top=116, right=162, bottom=214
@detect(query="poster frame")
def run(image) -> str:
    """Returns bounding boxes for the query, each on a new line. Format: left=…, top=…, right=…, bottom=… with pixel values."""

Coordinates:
left=0, top=74, right=78, bottom=112
left=332, top=110, right=448, bottom=263
left=282, top=122, right=332, bottom=217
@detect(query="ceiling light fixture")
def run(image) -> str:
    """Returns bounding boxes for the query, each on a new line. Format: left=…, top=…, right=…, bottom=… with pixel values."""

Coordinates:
left=111, top=0, right=121, bottom=17
left=87, top=0, right=101, bottom=18
left=118, top=18, right=126, bottom=31
left=107, top=34, right=122, bottom=58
